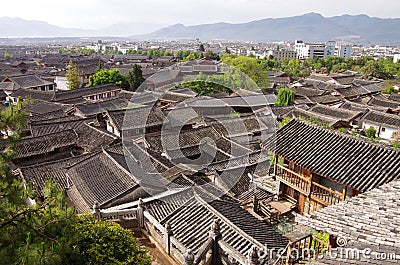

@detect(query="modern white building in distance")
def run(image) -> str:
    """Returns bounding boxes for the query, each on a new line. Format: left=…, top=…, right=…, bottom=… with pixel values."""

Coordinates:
left=295, top=40, right=353, bottom=59
left=265, top=49, right=297, bottom=61
left=335, top=44, right=353, bottom=59
left=394, top=54, right=400, bottom=63
left=295, top=40, right=327, bottom=59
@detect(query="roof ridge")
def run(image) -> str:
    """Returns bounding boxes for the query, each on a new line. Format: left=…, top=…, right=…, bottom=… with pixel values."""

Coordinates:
left=17, top=152, right=94, bottom=170
left=83, top=123, right=118, bottom=140
left=103, top=188, right=192, bottom=211
left=64, top=150, right=103, bottom=169
left=292, top=118, right=400, bottom=153
left=193, top=190, right=268, bottom=249
left=21, top=128, right=77, bottom=140
left=30, top=116, right=91, bottom=126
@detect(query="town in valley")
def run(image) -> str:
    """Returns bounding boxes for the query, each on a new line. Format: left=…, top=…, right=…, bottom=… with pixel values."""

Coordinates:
left=0, top=3, right=400, bottom=265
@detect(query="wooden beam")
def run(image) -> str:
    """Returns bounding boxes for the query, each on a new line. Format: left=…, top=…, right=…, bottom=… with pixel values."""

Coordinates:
left=342, top=185, right=347, bottom=201
left=276, top=164, right=311, bottom=183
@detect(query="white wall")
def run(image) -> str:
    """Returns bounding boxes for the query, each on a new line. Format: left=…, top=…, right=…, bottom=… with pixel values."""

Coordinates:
left=55, top=76, right=68, bottom=91
left=379, top=126, right=398, bottom=140
left=394, top=54, right=400, bottom=63
left=336, top=45, right=353, bottom=59
left=362, top=121, right=398, bottom=140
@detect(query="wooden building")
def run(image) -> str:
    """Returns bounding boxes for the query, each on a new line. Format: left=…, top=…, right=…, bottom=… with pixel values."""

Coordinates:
left=262, top=119, right=400, bottom=214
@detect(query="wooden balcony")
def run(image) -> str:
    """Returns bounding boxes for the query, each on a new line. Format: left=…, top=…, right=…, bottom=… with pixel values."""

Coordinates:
left=275, top=164, right=344, bottom=207
left=311, top=182, right=343, bottom=207
left=275, top=164, right=311, bottom=195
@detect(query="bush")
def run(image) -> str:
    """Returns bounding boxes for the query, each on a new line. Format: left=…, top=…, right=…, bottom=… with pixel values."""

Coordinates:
left=365, top=126, right=377, bottom=139
left=70, top=215, right=152, bottom=265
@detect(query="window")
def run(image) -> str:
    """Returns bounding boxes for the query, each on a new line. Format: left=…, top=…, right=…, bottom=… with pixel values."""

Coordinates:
left=382, top=127, right=386, bottom=132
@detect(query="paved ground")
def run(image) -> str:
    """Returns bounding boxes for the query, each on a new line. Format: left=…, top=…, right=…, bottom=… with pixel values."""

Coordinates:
left=134, top=231, right=177, bottom=265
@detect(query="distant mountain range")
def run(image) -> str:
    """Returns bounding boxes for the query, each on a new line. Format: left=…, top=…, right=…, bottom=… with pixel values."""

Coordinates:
left=0, top=17, right=164, bottom=38
left=1, top=13, right=400, bottom=45
left=138, top=13, right=400, bottom=45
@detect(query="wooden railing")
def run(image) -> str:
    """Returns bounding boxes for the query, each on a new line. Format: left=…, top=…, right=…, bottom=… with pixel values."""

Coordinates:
left=258, top=201, right=279, bottom=223
left=311, top=182, right=343, bottom=206
left=275, top=164, right=311, bottom=195
left=275, top=234, right=329, bottom=265
left=275, top=165, right=344, bottom=207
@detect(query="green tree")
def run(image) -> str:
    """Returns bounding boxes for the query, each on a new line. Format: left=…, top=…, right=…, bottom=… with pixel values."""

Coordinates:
left=393, top=141, right=400, bottom=149
left=182, top=52, right=197, bottom=62
left=279, top=117, right=292, bottom=127
left=205, top=50, right=220, bottom=60
left=87, top=69, right=128, bottom=88
left=128, top=64, right=145, bottom=91
left=365, top=126, right=377, bottom=139
left=0, top=100, right=71, bottom=264
left=381, top=79, right=397, bottom=94
left=361, top=60, right=393, bottom=80
left=221, top=54, right=269, bottom=88
left=97, top=59, right=103, bottom=72
left=71, top=215, right=151, bottom=265
left=3, top=52, right=13, bottom=59
left=199, top=43, right=205, bottom=52
left=66, top=60, right=82, bottom=90
left=275, top=87, right=295, bottom=106
left=0, top=100, right=151, bottom=264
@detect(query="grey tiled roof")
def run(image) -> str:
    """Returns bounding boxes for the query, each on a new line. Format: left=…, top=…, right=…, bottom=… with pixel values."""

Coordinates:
left=128, top=91, right=160, bottom=105
left=66, top=150, right=139, bottom=213
left=207, top=150, right=270, bottom=172
left=335, top=86, right=371, bottom=98
left=24, top=101, right=66, bottom=115
left=307, top=93, right=342, bottom=104
left=4, top=74, right=54, bottom=89
left=262, top=119, right=400, bottom=192
left=293, top=86, right=325, bottom=97
left=30, top=117, right=94, bottom=137
left=388, top=93, right=400, bottom=102
left=271, top=106, right=295, bottom=118
left=160, top=91, right=195, bottom=103
left=142, top=186, right=289, bottom=257
left=297, top=179, right=400, bottom=251
left=109, top=106, right=166, bottom=131
left=75, top=98, right=128, bottom=117
left=0, top=130, right=78, bottom=159
left=74, top=124, right=117, bottom=152
left=208, top=115, right=276, bottom=137
left=339, top=101, right=389, bottom=113
left=18, top=153, right=93, bottom=197
left=308, top=104, right=363, bottom=121
left=368, top=97, right=400, bottom=110
left=330, top=74, right=355, bottom=85
left=360, top=110, right=400, bottom=128
left=145, top=69, right=181, bottom=85
left=284, top=108, right=339, bottom=126
left=52, top=84, right=121, bottom=104
left=11, top=88, right=55, bottom=101
left=145, top=126, right=250, bottom=157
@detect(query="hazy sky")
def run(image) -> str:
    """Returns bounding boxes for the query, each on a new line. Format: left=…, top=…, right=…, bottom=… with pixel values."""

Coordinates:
left=2, top=0, right=399, bottom=29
